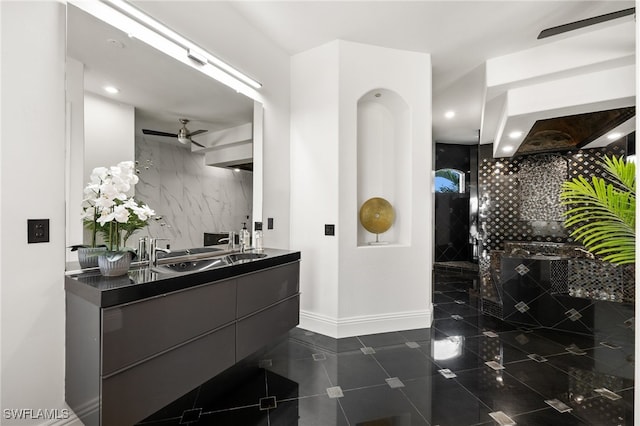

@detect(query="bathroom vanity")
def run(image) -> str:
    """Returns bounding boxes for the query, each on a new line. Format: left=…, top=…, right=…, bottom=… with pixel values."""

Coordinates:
left=65, top=248, right=300, bottom=426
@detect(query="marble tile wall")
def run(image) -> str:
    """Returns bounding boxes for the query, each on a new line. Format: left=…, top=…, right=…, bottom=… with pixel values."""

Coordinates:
left=134, top=138, right=253, bottom=250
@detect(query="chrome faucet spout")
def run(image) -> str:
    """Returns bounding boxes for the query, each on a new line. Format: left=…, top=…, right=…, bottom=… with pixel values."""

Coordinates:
left=150, top=238, right=171, bottom=266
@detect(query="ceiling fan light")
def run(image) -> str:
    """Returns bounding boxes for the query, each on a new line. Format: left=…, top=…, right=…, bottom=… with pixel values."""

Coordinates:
left=177, top=127, right=189, bottom=144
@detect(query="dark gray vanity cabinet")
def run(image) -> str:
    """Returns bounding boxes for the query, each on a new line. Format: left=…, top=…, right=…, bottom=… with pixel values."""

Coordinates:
left=101, top=279, right=237, bottom=376
left=65, top=258, right=300, bottom=426
left=236, top=262, right=301, bottom=359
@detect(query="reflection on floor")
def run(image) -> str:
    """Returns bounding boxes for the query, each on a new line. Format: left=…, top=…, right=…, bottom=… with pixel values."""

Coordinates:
left=137, top=271, right=634, bottom=425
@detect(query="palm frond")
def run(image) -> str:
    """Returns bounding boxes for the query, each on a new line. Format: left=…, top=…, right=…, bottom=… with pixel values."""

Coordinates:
left=560, top=155, right=635, bottom=265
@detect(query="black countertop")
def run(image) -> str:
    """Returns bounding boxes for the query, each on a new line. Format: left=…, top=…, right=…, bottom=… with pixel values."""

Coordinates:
left=65, top=248, right=301, bottom=308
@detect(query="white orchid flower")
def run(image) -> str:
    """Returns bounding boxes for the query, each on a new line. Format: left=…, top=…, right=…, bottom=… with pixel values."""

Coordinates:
left=80, top=206, right=96, bottom=220
left=112, top=204, right=131, bottom=223
left=133, top=203, right=155, bottom=221
left=94, top=196, right=115, bottom=210
left=84, top=183, right=101, bottom=195
left=97, top=211, right=115, bottom=226
left=83, top=160, right=155, bottom=251
left=90, top=167, right=108, bottom=184
left=100, top=181, right=127, bottom=201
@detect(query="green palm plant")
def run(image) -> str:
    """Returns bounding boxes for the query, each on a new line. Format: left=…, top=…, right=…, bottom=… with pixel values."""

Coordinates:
left=560, top=155, right=635, bottom=265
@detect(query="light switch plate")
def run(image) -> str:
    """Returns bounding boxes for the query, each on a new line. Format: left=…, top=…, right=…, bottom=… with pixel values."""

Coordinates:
left=28, top=219, right=49, bottom=243
left=325, top=224, right=335, bottom=236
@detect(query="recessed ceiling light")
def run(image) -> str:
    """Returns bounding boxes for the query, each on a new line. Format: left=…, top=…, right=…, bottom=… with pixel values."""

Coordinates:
left=106, top=38, right=125, bottom=49
left=607, top=132, right=623, bottom=140
left=444, top=110, right=455, bottom=119
left=104, top=86, right=120, bottom=94
left=502, top=146, right=514, bottom=153
left=508, top=131, right=523, bottom=139
left=233, top=168, right=241, bottom=172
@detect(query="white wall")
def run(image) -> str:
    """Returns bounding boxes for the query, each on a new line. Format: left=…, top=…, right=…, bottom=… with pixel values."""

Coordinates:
left=338, top=41, right=432, bottom=336
left=0, top=2, right=72, bottom=425
left=83, top=92, right=135, bottom=184
left=291, top=42, right=341, bottom=336
left=292, top=40, right=433, bottom=338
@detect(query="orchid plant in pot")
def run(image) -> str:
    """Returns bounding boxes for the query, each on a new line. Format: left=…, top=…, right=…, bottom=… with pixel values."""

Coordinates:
left=80, top=161, right=155, bottom=275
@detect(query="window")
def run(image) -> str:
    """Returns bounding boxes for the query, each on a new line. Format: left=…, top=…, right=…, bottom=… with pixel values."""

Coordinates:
left=435, top=168, right=465, bottom=193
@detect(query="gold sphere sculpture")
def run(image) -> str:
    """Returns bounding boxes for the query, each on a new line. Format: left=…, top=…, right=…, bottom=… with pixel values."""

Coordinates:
left=359, top=197, right=394, bottom=234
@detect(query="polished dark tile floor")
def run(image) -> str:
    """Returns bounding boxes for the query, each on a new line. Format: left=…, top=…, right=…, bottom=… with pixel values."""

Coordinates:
left=137, top=272, right=634, bottom=425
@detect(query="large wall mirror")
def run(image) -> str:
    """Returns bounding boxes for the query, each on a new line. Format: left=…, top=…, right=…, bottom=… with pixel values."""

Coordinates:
left=65, top=3, right=262, bottom=264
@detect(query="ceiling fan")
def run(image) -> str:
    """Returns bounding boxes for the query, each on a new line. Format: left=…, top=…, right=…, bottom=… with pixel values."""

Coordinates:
left=142, top=118, right=208, bottom=148
left=537, top=7, right=635, bottom=39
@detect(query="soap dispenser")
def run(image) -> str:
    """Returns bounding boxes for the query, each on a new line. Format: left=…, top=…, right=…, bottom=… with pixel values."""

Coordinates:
left=254, top=222, right=263, bottom=252
left=240, top=222, right=250, bottom=252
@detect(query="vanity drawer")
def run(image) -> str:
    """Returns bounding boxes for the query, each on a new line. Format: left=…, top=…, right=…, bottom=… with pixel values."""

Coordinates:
left=102, top=324, right=235, bottom=426
left=236, top=295, right=300, bottom=360
left=101, top=279, right=236, bottom=375
left=236, top=261, right=299, bottom=317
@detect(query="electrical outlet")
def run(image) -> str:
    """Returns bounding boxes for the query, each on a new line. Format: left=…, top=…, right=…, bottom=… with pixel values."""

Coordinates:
left=255, top=221, right=263, bottom=231
left=325, top=224, right=335, bottom=236
left=267, top=218, right=274, bottom=230
left=28, top=219, right=50, bottom=243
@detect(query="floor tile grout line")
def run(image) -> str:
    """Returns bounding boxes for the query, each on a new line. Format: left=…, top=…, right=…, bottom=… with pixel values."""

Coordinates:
left=501, top=366, right=567, bottom=405
left=342, top=382, right=389, bottom=393
left=276, top=392, right=327, bottom=404
left=320, top=358, right=337, bottom=388
left=398, top=387, right=431, bottom=425
left=264, top=368, right=272, bottom=426
left=369, top=352, right=393, bottom=379
left=136, top=415, right=182, bottom=425
left=450, top=376, right=494, bottom=415
left=200, top=403, right=261, bottom=416
left=190, top=386, right=202, bottom=410
left=355, top=335, right=368, bottom=349
left=336, top=398, right=352, bottom=426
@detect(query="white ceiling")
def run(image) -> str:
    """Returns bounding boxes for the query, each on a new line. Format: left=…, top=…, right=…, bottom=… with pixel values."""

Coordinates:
left=225, top=0, right=635, bottom=144
left=69, top=1, right=636, bottom=146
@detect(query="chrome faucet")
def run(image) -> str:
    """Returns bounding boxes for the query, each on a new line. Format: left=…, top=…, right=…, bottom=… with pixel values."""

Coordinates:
left=217, top=231, right=236, bottom=251
left=150, top=238, right=171, bottom=266
left=137, top=236, right=149, bottom=262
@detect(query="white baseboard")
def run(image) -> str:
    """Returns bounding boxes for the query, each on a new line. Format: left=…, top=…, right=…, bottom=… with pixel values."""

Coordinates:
left=300, top=305, right=433, bottom=338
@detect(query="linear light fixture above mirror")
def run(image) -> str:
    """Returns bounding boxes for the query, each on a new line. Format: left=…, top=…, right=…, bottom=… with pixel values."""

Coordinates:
left=69, top=0, right=262, bottom=101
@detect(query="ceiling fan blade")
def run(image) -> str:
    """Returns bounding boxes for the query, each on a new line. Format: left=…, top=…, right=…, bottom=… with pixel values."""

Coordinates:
left=537, top=8, right=635, bottom=39
left=190, top=139, right=206, bottom=148
left=142, top=129, right=178, bottom=137
left=188, top=129, right=208, bottom=137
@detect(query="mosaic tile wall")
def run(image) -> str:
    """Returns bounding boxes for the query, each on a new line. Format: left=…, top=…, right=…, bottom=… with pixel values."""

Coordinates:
left=477, top=141, right=626, bottom=251
left=519, top=154, right=567, bottom=221
left=477, top=141, right=633, bottom=327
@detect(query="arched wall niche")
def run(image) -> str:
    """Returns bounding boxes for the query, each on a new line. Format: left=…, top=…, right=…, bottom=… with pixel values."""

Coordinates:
left=356, top=88, right=411, bottom=246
